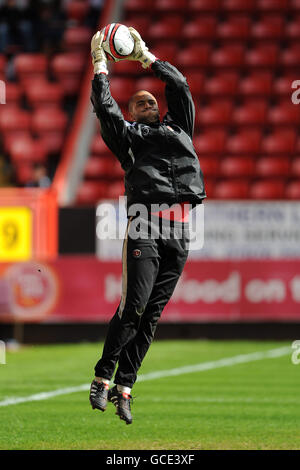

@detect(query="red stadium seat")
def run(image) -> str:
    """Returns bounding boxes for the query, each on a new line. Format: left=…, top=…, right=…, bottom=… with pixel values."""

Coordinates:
left=106, top=181, right=125, bottom=199
left=286, top=19, right=300, bottom=39
left=255, top=156, right=290, bottom=178
left=196, top=102, right=233, bottom=126
left=257, top=0, right=289, bottom=11
left=0, top=107, right=31, bottom=132
left=77, top=181, right=108, bottom=205
left=31, top=108, right=68, bottom=132
left=273, top=75, right=299, bottom=96
left=111, top=60, right=142, bottom=76
left=261, top=129, right=296, bottom=154
left=5, top=83, right=23, bottom=105
left=239, top=72, right=273, bottom=97
left=291, top=0, right=300, bottom=10
left=151, top=44, right=178, bottom=64
left=90, top=136, right=111, bottom=156
left=204, top=72, right=239, bottom=96
left=280, top=45, right=300, bottom=67
left=182, top=17, right=217, bottom=41
left=154, top=0, right=187, bottom=13
left=268, top=102, right=300, bottom=125
left=225, top=130, right=262, bottom=154
left=15, top=163, right=34, bottom=185
left=222, top=0, right=256, bottom=11
left=294, top=134, right=300, bottom=152
left=184, top=72, right=205, bottom=97
left=217, top=17, right=251, bottom=41
left=9, top=136, right=47, bottom=164
left=84, top=156, right=116, bottom=179
left=109, top=78, right=136, bottom=104
left=125, top=0, right=153, bottom=13
left=251, top=16, right=284, bottom=40
left=286, top=181, right=300, bottom=199
left=148, top=17, right=183, bottom=41
left=291, top=157, right=300, bottom=177
left=135, top=77, right=165, bottom=98
left=3, top=130, right=31, bottom=154
left=41, top=132, right=65, bottom=155
left=177, top=45, right=211, bottom=68
left=25, top=80, right=64, bottom=109
left=51, top=52, right=85, bottom=75
left=63, top=27, right=92, bottom=52
left=14, top=54, right=48, bottom=82
left=198, top=156, right=219, bottom=177
left=51, top=53, right=85, bottom=95
left=214, top=180, right=250, bottom=199
left=210, top=45, right=245, bottom=68
left=194, top=130, right=226, bottom=154
left=65, top=1, right=89, bottom=22
left=245, top=45, right=279, bottom=67
left=250, top=180, right=285, bottom=199
left=203, top=178, right=215, bottom=197
left=219, top=156, right=255, bottom=178
left=31, top=108, right=68, bottom=154
left=189, top=0, right=221, bottom=13
left=232, top=100, right=268, bottom=126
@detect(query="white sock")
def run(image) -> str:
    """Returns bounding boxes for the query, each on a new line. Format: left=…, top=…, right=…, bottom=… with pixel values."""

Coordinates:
left=116, top=384, right=131, bottom=395
left=95, top=377, right=110, bottom=385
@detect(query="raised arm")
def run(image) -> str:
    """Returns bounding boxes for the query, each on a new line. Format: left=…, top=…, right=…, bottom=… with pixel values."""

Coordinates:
left=90, top=31, right=132, bottom=169
left=124, top=28, right=195, bottom=138
left=151, top=60, right=195, bottom=139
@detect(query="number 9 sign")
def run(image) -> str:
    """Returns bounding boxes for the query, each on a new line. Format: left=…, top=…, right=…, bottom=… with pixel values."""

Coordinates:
left=0, top=207, right=32, bottom=261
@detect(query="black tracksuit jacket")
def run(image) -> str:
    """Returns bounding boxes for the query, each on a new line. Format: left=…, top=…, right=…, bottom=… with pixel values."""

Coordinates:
left=90, top=60, right=206, bottom=212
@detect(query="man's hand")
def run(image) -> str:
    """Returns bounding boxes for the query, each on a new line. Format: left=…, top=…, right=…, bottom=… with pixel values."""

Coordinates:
left=127, top=27, right=157, bottom=69
left=91, top=31, right=108, bottom=75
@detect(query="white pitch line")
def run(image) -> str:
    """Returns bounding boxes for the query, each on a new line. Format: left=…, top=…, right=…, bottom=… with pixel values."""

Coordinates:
left=0, top=346, right=291, bottom=407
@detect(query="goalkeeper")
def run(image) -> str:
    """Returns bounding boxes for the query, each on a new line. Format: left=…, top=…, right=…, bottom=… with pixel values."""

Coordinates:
left=89, top=28, right=206, bottom=424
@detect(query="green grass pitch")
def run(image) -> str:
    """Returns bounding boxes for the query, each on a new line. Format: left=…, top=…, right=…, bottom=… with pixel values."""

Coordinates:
left=0, top=339, right=299, bottom=450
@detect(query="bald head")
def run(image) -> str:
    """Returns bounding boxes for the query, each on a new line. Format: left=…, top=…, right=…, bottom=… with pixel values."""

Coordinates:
left=128, top=90, right=160, bottom=124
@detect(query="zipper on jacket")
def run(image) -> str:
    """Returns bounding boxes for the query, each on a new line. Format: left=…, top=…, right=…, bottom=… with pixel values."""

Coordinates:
left=170, top=156, right=179, bottom=202
left=162, top=124, right=179, bottom=202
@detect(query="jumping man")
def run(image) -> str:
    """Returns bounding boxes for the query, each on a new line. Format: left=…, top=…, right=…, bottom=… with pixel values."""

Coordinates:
left=89, top=28, right=206, bottom=424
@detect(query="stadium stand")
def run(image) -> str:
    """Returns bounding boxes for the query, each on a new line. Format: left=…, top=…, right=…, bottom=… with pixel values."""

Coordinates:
left=78, top=0, right=299, bottom=204
left=0, top=0, right=102, bottom=187
left=0, top=0, right=299, bottom=202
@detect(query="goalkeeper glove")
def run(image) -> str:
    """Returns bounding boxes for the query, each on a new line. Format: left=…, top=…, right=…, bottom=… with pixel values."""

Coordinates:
left=127, top=27, right=157, bottom=69
left=91, top=31, right=108, bottom=75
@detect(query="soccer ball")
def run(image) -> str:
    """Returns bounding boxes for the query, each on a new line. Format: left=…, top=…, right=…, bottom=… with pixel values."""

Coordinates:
left=101, top=23, right=135, bottom=61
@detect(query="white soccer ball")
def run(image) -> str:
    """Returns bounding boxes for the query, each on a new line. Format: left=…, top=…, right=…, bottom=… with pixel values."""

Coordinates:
left=101, top=23, right=134, bottom=62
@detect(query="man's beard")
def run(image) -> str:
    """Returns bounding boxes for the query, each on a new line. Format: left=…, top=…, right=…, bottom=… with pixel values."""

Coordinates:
left=138, top=110, right=160, bottom=125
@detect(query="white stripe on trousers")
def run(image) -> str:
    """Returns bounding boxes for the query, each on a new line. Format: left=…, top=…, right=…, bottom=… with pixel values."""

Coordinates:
left=118, top=216, right=133, bottom=318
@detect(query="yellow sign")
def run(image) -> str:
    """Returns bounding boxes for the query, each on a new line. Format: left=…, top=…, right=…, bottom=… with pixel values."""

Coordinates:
left=0, top=207, right=32, bottom=261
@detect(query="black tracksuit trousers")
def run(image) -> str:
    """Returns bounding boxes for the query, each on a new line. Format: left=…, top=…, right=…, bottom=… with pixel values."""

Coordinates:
left=94, top=217, right=189, bottom=388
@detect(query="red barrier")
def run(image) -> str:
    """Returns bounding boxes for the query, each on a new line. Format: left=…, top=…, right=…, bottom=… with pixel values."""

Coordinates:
left=0, top=188, right=58, bottom=262
left=0, top=257, right=299, bottom=323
